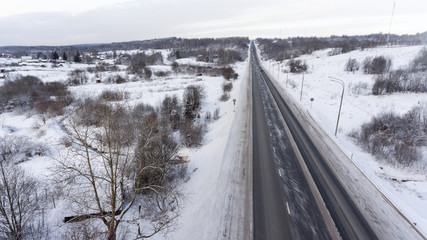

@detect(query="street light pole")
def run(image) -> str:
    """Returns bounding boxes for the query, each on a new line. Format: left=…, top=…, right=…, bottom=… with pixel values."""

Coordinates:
left=328, top=76, right=345, bottom=136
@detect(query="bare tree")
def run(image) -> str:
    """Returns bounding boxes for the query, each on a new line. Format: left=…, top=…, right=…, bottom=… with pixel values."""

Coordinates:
left=345, top=58, right=360, bottom=73
left=0, top=162, right=43, bottom=240
left=56, top=101, right=179, bottom=240
left=183, top=85, right=206, bottom=119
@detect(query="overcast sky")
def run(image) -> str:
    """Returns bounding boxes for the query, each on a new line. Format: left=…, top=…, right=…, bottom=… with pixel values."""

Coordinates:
left=1, top=0, right=426, bottom=46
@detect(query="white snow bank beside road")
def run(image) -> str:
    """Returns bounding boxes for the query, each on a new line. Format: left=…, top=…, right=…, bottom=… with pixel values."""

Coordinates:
left=260, top=44, right=427, bottom=237
left=154, top=60, right=251, bottom=240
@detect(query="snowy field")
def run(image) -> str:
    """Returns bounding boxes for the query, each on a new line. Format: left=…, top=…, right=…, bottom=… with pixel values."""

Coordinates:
left=260, top=44, right=427, bottom=236
left=0, top=51, right=249, bottom=239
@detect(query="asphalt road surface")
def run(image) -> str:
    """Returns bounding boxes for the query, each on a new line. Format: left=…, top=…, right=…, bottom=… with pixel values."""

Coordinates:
left=251, top=42, right=377, bottom=240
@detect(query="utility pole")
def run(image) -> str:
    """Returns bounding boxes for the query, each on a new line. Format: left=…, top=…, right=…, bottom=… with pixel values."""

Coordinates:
left=329, top=76, right=345, bottom=136
left=286, top=72, right=289, bottom=88
left=299, top=73, right=304, bottom=102
left=387, top=0, right=396, bottom=45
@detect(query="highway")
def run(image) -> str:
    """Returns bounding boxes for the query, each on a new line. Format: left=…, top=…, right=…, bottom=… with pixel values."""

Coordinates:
left=251, top=42, right=378, bottom=240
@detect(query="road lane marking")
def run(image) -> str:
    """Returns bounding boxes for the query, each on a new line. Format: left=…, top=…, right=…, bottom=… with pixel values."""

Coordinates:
left=277, top=169, right=282, bottom=177
left=286, top=202, right=290, bottom=215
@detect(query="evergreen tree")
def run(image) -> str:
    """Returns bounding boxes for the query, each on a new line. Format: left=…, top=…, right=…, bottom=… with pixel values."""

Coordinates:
left=73, top=51, right=81, bottom=63
left=52, top=51, right=59, bottom=60
left=62, top=52, right=68, bottom=61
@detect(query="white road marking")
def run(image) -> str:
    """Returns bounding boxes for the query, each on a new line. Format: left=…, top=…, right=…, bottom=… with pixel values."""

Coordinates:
left=277, top=169, right=282, bottom=177
left=286, top=202, right=290, bottom=215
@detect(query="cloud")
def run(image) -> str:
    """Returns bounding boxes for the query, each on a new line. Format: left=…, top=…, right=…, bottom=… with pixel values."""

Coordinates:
left=0, top=0, right=426, bottom=46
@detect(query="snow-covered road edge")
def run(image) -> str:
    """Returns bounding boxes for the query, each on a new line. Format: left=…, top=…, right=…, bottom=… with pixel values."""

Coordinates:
left=162, top=59, right=252, bottom=240
left=263, top=65, right=426, bottom=239
left=216, top=58, right=252, bottom=240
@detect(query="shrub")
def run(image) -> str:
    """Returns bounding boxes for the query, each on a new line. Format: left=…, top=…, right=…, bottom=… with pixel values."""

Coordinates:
left=205, top=111, right=212, bottom=122
left=154, top=71, right=169, bottom=77
left=104, top=74, right=127, bottom=84
left=219, top=93, right=230, bottom=102
left=67, top=69, right=88, bottom=86
left=221, top=67, right=237, bottom=80
left=99, top=90, right=129, bottom=101
left=222, top=82, right=233, bottom=93
left=288, top=59, right=307, bottom=73
left=180, top=120, right=206, bottom=147
left=410, top=48, right=427, bottom=72
left=345, top=58, right=360, bottom=73
left=363, top=56, right=391, bottom=74
left=161, top=95, right=181, bottom=117
left=172, top=61, right=179, bottom=72
left=349, top=81, right=369, bottom=95
left=0, top=76, right=72, bottom=112
left=372, top=69, right=427, bottom=95
left=134, top=127, right=178, bottom=189
left=351, top=105, right=427, bottom=167
left=183, top=85, right=206, bottom=119
left=213, top=108, right=220, bottom=120
left=0, top=136, right=47, bottom=164
left=144, top=68, right=152, bottom=80
left=161, top=95, right=181, bottom=130
left=73, top=98, right=112, bottom=126
left=35, top=101, right=68, bottom=116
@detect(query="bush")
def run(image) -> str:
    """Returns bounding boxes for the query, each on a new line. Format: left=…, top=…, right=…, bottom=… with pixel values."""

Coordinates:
left=35, top=100, right=68, bottom=116
left=127, top=52, right=163, bottom=76
left=73, top=98, right=112, bottom=126
left=0, top=136, right=47, bottom=164
left=213, top=108, right=220, bottom=120
left=134, top=126, right=179, bottom=189
left=161, top=95, right=181, bottom=130
left=222, top=82, right=233, bottom=92
left=183, top=85, right=206, bottom=119
left=362, top=56, right=391, bottom=74
left=288, top=59, right=307, bottom=73
left=351, top=105, right=427, bottom=167
left=144, top=68, right=152, bottom=80
left=410, top=48, right=427, bottom=72
left=154, top=71, right=169, bottom=77
left=0, top=76, right=72, bottom=112
left=67, top=69, right=88, bottom=86
left=180, top=120, right=206, bottom=147
left=172, top=61, right=179, bottom=72
left=372, top=70, right=427, bottom=95
left=99, top=90, right=129, bottom=101
left=349, top=81, right=369, bottom=95
left=104, top=74, right=127, bottom=84
left=221, top=67, right=237, bottom=80
left=345, top=58, right=360, bottom=73
left=161, top=95, right=181, bottom=117
left=205, top=111, right=212, bottom=122
left=219, top=93, right=230, bottom=102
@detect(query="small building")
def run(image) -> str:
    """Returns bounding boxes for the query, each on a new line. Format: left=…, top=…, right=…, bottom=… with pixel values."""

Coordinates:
left=21, top=56, right=32, bottom=62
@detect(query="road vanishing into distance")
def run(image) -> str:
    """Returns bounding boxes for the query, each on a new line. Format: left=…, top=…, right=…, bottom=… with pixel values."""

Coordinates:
left=251, top=42, right=378, bottom=240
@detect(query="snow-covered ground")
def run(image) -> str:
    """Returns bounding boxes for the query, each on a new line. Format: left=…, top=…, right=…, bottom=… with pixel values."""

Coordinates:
left=156, top=59, right=251, bottom=240
left=0, top=51, right=250, bottom=239
left=260, top=44, right=427, bottom=237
